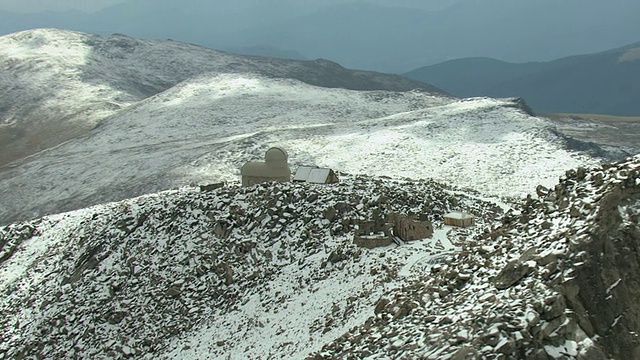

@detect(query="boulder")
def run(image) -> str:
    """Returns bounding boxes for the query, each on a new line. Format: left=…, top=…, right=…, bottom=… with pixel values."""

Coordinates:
left=492, top=260, right=532, bottom=290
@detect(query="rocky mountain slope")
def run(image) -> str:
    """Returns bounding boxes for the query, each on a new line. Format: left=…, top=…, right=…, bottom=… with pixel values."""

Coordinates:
left=2, top=156, right=640, bottom=359
left=311, top=156, right=640, bottom=359
left=0, top=174, right=498, bottom=359
left=0, top=28, right=439, bottom=167
left=404, top=41, right=640, bottom=116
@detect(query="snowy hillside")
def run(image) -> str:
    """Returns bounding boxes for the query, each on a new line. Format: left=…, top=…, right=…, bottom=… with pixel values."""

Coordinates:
left=0, top=175, right=498, bottom=359
left=312, top=155, right=640, bottom=359
left=0, top=71, right=599, bottom=226
left=0, top=28, right=438, bottom=166
left=3, top=156, right=640, bottom=359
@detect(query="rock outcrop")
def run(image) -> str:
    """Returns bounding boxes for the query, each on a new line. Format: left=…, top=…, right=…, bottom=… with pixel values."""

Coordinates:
left=311, top=156, right=640, bottom=359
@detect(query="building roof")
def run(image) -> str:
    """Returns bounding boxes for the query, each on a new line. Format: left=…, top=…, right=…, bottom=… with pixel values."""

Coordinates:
left=443, top=211, right=474, bottom=220
left=241, top=147, right=291, bottom=178
left=265, top=147, right=288, bottom=164
left=308, top=168, right=332, bottom=183
left=293, top=166, right=334, bottom=183
left=293, top=166, right=314, bottom=181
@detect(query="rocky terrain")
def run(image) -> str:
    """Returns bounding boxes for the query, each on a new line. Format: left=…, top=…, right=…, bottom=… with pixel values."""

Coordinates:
left=0, top=174, right=497, bottom=359
left=311, top=156, right=640, bottom=359
left=2, top=27, right=638, bottom=359
left=2, top=156, right=640, bottom=359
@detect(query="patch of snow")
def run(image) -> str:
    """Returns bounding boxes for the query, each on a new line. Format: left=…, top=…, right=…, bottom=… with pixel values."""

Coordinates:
left=606, top=278, right=621, bottom=294
left=545, top=340, right=579, bottom=358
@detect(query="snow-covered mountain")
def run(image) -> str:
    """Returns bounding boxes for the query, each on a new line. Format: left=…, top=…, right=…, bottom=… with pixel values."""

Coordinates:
left=0, top=29, right=604, bottom=226
left=0, top=70, right=599, bottom=226
left=0, top=28, right=439, bottom=167
left=2, top=156, right=640, bottom=358
left=1, top=27, right=638, bottom=360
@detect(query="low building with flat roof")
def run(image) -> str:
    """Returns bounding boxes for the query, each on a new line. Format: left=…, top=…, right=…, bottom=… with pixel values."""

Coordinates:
left=443, top=211, right=475, bottom=227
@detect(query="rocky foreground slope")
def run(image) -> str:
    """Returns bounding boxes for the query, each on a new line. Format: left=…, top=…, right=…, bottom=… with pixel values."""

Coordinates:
left=2, top=156, right=640, bottom=359
left=0, top=174, right=497, bottom=359
left=312, top=156, right=640, bottom=359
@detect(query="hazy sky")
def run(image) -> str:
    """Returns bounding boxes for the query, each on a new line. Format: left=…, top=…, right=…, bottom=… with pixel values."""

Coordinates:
left=0, top=0, right=636, bottom=72
left=0, top=0, right=127, bottom=13
left=0, top=0, right=457, bottom=13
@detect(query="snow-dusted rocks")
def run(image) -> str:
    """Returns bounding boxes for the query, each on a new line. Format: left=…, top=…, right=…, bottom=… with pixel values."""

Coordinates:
left=0, top=175, right=496, bottom=359
left=2, top=156, right=640, bottom=359
left=311, top=156, right=640, bottom=359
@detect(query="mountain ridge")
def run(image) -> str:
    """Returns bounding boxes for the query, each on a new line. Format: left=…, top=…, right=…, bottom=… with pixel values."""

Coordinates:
left=1, top=1, right=640, bottom=72
left=403, top=41, right=640, bottom=116
left=0, top=72, right=599, bottom=226
left=0, top=28, right=609, bottom=229
left=0, top=28, right=444, bottom=167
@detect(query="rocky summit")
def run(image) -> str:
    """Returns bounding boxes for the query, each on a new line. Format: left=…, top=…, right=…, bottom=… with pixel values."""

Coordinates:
left=2, top=156, right=640, bottom=359
left=311, top=156, right=640, bottom=359
left=0, top=175, right=497, bottom=359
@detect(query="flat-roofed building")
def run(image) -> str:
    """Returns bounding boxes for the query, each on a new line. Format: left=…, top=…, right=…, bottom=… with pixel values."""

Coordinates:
left=443, top=211, right=475, bottom=227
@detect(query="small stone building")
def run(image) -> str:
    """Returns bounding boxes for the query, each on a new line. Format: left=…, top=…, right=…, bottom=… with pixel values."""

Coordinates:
left=353, top=212, right=433, bottom=248
left=240, top=147, right=291, bottom=186
left=443, top=211, right=475, bottom=227
left=293, top=166, right=339, bottom=184
left=353, top=220, right=393, bottom=249
left=388, top=213, right=434, bottom=241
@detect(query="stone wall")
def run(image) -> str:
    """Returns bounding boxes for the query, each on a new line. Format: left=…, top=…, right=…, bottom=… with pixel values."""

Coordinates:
left=444, top=215, right=474, bottom=227
left=353, top=213, right=433, bottom=247
left=353, top=219, right=393, bottom=248
left=353, top=235, right=393, bottom=249
left=242, top=175, right=290, bottom=187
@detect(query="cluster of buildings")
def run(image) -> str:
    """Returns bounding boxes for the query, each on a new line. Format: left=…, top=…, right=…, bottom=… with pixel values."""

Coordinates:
left=236, top=147, right=474, bottom=248
left=240, top=147, right=338, bottom=186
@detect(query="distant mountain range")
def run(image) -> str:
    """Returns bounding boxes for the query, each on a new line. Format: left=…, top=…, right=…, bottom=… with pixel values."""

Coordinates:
left=1, top=0, right=639, bottom=72
left=404, top=42, right=640, bottom=116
